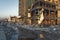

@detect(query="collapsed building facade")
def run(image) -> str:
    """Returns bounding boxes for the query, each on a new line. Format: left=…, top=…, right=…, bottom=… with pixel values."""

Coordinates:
left=27, top=0, right=60, bottom=25
left=30, top=0, right=57, bottom=25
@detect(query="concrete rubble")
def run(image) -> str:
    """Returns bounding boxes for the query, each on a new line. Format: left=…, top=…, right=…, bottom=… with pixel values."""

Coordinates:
left=0, top=21, right=60, bottom=40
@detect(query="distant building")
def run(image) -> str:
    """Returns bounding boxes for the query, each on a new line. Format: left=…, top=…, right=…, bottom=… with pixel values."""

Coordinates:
left=19, top=0, right=35, bottom=16
left=9, top=16, right=22, bottom=23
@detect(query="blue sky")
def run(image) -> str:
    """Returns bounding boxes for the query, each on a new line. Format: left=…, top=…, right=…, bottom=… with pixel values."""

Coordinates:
left=0, top=0, right=18, bottom=18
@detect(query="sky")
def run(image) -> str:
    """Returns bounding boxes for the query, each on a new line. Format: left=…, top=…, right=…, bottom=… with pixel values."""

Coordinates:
left=0, top=0, right=18, bottom=18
